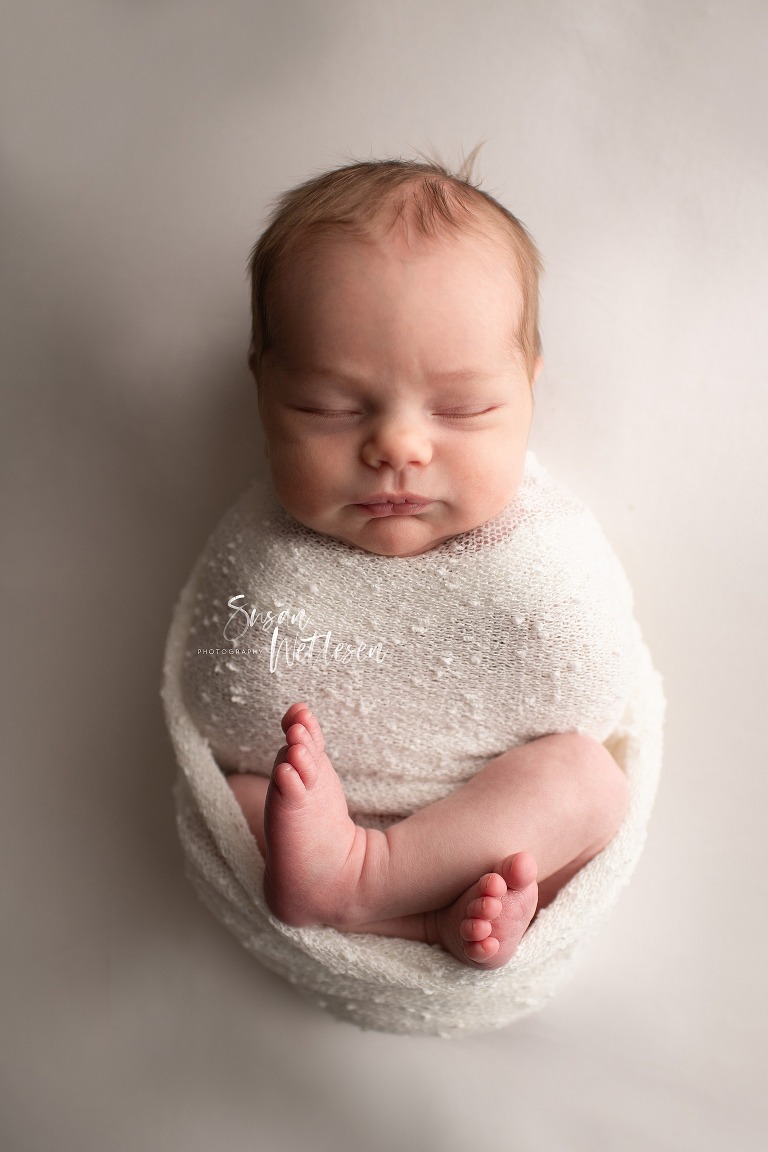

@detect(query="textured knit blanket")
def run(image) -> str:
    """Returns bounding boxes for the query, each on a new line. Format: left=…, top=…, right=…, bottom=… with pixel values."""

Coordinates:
left=161, top=453, right=664, bottom=1036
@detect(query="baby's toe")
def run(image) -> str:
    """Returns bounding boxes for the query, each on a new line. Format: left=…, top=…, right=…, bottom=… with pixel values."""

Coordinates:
left=284, top=741, right=320, bottom=788
left=478, top=872, right=507, bottom=899
left=466, top=895, right=503, bottom=921
left=281, top=702, right=308, bottom=734
left=464, top=937, right=501, bottom=962
left=295, top=705, right=325, bottom=751
left=270, top=760, right=309, bottom=804
left=460, top=917, right=494, bottom=942
left=285, top=720, right=313, bottom=749
left=271, top=744, right=290, bottom=771
left=500, top=852, right=538, bottom=891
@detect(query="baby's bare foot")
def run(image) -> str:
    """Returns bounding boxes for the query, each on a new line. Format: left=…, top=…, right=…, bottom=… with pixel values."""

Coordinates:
left=427, top=852, right=538, bottom=969
left=262, top=703, right=376, bottom=928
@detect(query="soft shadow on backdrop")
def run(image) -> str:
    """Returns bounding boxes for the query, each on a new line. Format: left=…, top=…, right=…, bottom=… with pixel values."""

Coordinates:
left=2, top=2, right=766, bottom=1150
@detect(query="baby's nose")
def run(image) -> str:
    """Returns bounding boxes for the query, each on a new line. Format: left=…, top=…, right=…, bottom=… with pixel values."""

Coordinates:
left=361, top=419, right=432, bottom=469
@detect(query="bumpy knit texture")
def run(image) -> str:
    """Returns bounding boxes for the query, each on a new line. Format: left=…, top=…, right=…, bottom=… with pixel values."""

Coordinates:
left=161, top=452, right=664, bottom=1036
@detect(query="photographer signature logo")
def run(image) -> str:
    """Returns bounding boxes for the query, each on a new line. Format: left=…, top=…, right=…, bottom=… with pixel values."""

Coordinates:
left=219, top=595, right=385, bottom=671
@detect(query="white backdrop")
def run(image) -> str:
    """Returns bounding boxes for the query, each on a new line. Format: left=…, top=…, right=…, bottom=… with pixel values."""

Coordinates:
left=2, top=2, right=766, bottom=1149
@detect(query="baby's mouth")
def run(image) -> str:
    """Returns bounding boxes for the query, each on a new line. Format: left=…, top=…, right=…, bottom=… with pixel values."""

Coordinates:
left=355, top=495, right=432, bottom=517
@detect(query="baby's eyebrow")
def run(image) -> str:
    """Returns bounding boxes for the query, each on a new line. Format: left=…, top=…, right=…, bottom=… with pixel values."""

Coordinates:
left=425, top=368, right=501, bottom=385
left=302, top=368, right=365, bottom=386
left=298, top=367, right=502, bottom=387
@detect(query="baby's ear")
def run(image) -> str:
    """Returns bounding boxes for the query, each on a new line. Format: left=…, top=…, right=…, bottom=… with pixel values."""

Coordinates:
left=532, top=356, right=543, bottom=384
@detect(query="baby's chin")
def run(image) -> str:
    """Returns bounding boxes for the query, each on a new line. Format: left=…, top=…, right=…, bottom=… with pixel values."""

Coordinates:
left=323, top=512, right=478, bottom=558
left=282, top=493, right=519, bottom=557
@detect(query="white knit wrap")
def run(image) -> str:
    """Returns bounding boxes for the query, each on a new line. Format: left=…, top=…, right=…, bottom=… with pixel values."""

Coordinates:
left=161, top=452, right=664, bottom=1036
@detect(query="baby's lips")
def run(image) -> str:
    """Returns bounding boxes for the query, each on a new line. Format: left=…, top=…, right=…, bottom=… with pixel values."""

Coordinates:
left=355, top=496, right=433, bottom=517
left=357, top=490, right=430, bottom=504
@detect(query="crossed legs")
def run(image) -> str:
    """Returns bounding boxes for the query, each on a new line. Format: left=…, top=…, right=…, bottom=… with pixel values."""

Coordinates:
left=228, top=703, right=629, bottom=970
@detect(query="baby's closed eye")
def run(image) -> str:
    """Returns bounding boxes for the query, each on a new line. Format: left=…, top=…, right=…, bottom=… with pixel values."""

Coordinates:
left=292, top=406, right=363, bottom=418
left=433, top=406, right=499, bottom=419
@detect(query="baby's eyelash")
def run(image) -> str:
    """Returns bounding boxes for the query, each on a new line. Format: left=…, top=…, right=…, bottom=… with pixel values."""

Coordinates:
left=435, top=408, right=495, bottom=419
left=295, top=407, right=361, bottom=418
left=293, top=406, right=497, bottom=420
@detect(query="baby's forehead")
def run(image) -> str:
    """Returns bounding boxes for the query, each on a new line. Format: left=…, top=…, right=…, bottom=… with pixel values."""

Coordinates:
left=278, top=212, right=519, bottom=282
left=263, top=219, right=527, bottom=379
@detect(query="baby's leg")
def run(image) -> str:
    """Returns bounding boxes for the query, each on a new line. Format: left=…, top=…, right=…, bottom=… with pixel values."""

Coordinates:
left=230, top=767, right=537, bottom=968
left=228, top=703, right=629, bottom=969
left=355, top=852, right=540, bottom=969
left=229, top=773, right=269, bottom=856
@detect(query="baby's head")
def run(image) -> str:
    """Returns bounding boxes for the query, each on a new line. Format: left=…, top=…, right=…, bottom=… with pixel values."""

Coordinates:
left=247, top=158, right=543, bottom=557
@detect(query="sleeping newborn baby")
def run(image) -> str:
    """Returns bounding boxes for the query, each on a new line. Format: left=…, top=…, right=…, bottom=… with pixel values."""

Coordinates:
left=181, top=158, right=641, bottom=971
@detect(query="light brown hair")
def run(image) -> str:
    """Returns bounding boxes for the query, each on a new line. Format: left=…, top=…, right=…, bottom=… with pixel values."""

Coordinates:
left=247, top=156, right=543, bottom=381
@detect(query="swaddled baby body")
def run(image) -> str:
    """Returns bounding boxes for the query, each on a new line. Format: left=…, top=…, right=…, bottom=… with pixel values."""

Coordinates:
left=181, top=158, right=640, bottom=970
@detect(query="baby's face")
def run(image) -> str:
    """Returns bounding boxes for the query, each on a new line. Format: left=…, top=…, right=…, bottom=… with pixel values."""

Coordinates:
left=256, top=228, right=539, bottom=557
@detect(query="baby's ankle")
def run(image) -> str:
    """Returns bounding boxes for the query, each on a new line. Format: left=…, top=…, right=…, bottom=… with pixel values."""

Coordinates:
left=264, top=822, right=390, bottom=930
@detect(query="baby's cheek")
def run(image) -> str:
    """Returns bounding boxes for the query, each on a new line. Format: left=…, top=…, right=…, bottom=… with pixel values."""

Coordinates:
left=457, top=448, right=521, bottom=512
left=267, top=455, right=320, bottom=515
